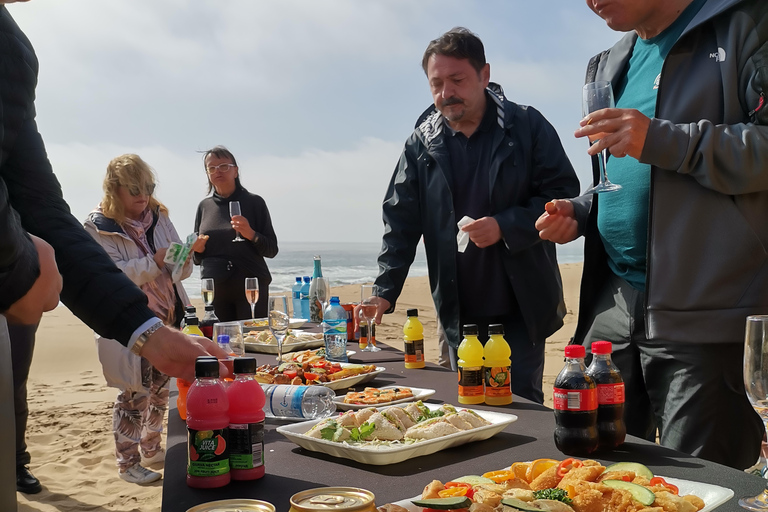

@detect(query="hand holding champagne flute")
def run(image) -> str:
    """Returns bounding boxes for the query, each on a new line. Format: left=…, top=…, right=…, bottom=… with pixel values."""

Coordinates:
left=582, top=81, right=621, bottom=194
left=245, top=277, right=259, bottom=320
left=229, top=201, right=246, bottom=242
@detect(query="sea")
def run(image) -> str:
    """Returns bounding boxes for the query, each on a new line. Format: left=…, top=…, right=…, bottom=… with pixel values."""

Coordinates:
left=183, top=239, right=584, bottom=299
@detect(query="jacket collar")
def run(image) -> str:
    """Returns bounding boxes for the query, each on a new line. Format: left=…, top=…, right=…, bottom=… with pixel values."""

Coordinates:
left=87, top=210, right=125, bottom=235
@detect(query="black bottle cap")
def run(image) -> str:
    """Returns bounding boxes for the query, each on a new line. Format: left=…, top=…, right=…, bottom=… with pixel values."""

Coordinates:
left=195, top=356, right=219, bottom=378
left=462, top=324, right=478, bottom=336
left=407, top=309, right=419, bottom=317
left=488, top=324, right=504, bottom=335
left=186, top=316, right=200, bottom=325
left=234, top=357, right=257, bottom=374
left=185, top=306, right=196, bottom=313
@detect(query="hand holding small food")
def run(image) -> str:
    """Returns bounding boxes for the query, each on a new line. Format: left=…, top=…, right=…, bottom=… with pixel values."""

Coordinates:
left=231, top=215, right=255, bottom=241
left=153, top=247, right=168, bottom=268
left=190, top=234, right=208, bottom=254
left=536, top=200, right=578, bottom=244
left=574, top=107, right=650, bottom=160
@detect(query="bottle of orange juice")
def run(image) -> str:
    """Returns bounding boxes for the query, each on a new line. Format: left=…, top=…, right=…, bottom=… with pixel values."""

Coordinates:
left=403, top=309, right=425, bottom=369
left=457, top=324, right=484, bottom=404
left=483, top=324, right=512, bottom=405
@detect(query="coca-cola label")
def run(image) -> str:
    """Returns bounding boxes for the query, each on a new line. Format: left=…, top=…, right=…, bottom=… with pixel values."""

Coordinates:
left=553, top=387, right=598, bottom=411
left=597, top=383, right=625, bottom=404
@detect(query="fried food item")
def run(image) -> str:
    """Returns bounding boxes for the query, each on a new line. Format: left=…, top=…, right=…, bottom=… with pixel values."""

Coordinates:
left=344, top=387, right=414, bottom=404
left=502, top=488, right=535, bottom=502
left=598, top=471, right=637, bottom=483
left=530, top=465, right=561, bottom=491
left=327, top=365, right=377, bottom=381
left=469, top=503, right=496, bottom=512
left=557, top=463, right=606, bottom=490
left=422, top=480, right=444, bottom=499
left=472, top=487, right=503, bottom=507
left=654, top=490, right=700, bottom=512
left=682, top=494, right=705, bottom=511
left=378, top=505, right=409, bottom=512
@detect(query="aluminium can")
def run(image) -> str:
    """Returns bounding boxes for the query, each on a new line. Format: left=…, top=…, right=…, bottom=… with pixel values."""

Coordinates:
left=289, top=487, right=376, bottom=512
left=186, top=499, right=275, bottom=512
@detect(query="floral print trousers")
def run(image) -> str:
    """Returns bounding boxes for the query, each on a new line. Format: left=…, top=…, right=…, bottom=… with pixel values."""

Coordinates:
left=113, top=357, right=169, bottom=471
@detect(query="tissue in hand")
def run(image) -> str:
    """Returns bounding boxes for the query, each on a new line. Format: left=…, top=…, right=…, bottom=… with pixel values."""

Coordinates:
left=456, top=216, right=475, bottom=253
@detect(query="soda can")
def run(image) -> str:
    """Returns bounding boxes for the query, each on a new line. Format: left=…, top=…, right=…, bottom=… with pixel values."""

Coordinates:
left=341, top=303, right=359, bottom=341
left=289, top=487, right=376, bottom=512
left=186, top=499, right=275, bottom=512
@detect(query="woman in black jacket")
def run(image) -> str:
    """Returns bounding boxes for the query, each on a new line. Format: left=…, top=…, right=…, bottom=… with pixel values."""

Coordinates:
left=193, top=146, right=278, bottom=321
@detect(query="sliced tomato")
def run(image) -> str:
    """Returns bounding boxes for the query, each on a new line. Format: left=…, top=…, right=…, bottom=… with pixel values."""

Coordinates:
left=283, top=369, right=298, bottom=379
left=304, top=372, right=319, bottom=381
left=650, top=476, right=679, bottom=494
left=312, top=361, right=327, bottom=369
left=328, top=363, right=343, bottom=373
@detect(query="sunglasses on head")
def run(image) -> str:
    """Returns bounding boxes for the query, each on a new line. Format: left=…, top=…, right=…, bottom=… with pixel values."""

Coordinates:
left=125, top=183, right=156, bottom=196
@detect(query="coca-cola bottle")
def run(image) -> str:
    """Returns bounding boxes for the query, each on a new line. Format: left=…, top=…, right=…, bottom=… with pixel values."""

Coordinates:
left=553, top=344, right=599, bottom=456
left=586, top=341, right=626, bottom=449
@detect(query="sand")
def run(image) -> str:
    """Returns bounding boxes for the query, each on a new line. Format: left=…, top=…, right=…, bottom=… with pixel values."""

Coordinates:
left=16, top=262, right=582, bottom=512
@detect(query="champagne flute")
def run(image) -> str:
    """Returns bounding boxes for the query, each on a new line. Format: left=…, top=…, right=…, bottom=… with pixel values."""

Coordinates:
left=229, top=201, right=246, bottom=242
left=583, top=81, right=621, bottom=194
left=740, top=315, right=768, bottom=511
left=245, top=277, right=259, bottom=321
left=359, top=284, right=380, bottom=352
left=201, top=278, right=215, bottom=307
left=268, top=296, right=290, bottom=363
left=316, top=277, right=331, bottom=317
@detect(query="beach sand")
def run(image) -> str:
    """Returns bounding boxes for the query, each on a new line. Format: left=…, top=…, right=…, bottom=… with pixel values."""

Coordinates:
left=17, top=262, right=582, bottom=512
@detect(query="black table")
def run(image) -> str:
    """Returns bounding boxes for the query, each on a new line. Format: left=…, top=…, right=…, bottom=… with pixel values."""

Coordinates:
left=162, top=351, right=766, bottom=512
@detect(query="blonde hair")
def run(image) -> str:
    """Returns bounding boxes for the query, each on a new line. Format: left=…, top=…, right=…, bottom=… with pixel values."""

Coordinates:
left=101, top=154, right=167, bottom=225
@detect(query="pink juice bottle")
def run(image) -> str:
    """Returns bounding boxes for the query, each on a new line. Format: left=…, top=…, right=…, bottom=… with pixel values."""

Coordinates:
left=186, top=357, right=231, bottom=488
left=227, top=357, right=266, bottom=481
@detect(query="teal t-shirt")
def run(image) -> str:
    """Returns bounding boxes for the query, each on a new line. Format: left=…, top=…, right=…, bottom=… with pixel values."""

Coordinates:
left=597, top=0, right=706, bottom=291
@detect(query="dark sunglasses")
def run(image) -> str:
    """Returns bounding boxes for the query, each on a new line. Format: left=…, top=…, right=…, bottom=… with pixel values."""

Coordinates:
left=126, top=183, right=156, bottom=197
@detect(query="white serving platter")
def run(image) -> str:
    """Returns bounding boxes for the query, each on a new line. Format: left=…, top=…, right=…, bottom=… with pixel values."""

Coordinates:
left=321, top=364, right=385, bottom=391
left=388, top=475, right=733, bottom=512
left=276, top=403, right=517, bottom=465
left=333, top=386, right=437, bottom=411
left=241, top=318, right=309, bottom=331
left=244, top=329, right=324, bottom=354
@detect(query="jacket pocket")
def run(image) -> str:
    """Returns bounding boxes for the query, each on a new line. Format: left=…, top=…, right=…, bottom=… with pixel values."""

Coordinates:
left=201, top=257, right=235, bottom=282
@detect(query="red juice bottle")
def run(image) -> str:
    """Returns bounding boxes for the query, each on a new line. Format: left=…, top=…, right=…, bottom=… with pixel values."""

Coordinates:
left=227, top=357, right=266, bottom=480
left=186, top=357, right=231, bottom=488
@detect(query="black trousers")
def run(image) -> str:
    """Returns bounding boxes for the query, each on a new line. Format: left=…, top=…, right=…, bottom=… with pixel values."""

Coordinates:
left=9, top=323, right=37, bottom=467
left=212, top=270, right=269, bottom=322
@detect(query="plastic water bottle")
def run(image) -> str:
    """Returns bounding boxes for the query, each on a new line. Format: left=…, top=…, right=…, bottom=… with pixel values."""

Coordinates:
left=300, top=276, right=311, bottom=320
left=322, top=296, right=348, bottom=362
left=261, top=384, right=336, bottom=419
left=291, top=277, right=303, bottom=318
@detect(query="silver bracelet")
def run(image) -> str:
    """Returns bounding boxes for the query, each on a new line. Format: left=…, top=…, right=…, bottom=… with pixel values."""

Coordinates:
left=130, top=321, right=164, bottom=356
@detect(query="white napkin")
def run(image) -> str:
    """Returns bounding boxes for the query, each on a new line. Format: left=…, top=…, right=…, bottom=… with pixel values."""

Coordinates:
left=456, top=216, right=475, bottom=253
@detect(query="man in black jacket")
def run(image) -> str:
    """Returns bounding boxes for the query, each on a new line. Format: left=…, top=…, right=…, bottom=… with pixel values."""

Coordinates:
left=0, top=4, right=224, bottom=507
left=371, top=28, right=580, bottom=404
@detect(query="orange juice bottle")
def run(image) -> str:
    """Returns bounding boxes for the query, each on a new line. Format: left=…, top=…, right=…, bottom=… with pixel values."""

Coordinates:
left=403, top=309, right=425, bottom=369
left=483, top=324, right=512, bottom=405
left=457, top=324, right=484, bottom=404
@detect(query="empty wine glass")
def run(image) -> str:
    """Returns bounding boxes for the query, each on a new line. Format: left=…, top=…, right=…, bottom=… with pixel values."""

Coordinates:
left=359, top=284, right=380, bottom=352
left=740, top=315, right=768, bottom=511
left=583, top=81, right=621, bottom=194
left=245, top=277, right=259, bottom=320
left=201, top=278, right=215, bottom=307
left=229, top=201, right=246, bottom=242
left=213, top=321, right=244, bottom=357
left=316, top=277, right=331, bottom=315
left=268, top=296, right=290, bottom=363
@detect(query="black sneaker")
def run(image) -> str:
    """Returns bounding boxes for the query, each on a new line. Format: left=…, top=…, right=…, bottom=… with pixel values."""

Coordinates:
left=16, top=465, right=42, bottom=494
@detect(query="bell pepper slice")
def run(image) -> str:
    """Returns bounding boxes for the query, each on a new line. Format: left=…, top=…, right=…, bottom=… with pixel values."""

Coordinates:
left=438, top=486, right=468, bottom=498
left=556, top=458, right=583, bottom=478
left=482, top=469, right=516, bottom=483
left=445, top=482, right=474, bottom=499
left=650, top=476, right=679, bottom=494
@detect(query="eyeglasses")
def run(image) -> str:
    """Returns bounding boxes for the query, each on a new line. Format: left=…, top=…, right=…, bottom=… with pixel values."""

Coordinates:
left=206, top=163, right=236, bottom=174
left=126, top=183, right=156, bottom=197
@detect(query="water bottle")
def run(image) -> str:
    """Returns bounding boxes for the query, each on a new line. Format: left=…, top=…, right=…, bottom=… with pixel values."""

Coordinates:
left=322, top=296, right=348, bottom=362
left=261, top=384, right=336, bottom=419
left=300, top=276, right=311, bottom=320
left=291, top=277, right=303, bottom=318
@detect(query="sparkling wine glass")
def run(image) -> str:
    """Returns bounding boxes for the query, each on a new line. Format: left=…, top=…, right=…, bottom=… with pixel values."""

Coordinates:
left=359, top=284, right=380, bottom=352
left=245, top=277, right=259, bottom=320
left=201, top=278, right=215, bottom=307
left=316, top=277, right=331, bottom=316
left=229, top=201, right=246, bottom=242
left=740, top=315, right=768, bottom=511
left=583, top=81, right=621, bottom=194
left=268, top=296, right=290, bottom=363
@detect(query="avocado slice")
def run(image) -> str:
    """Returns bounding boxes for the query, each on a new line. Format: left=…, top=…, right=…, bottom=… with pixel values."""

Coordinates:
left=603, top=462, right=654, bottom=480
left=501, top=498, right=542, bottom=511
left=450, top=475, right=495, bottom=485
left=601, top=480, right=655, bottom=505
left=410, top=497, right=472, bottom=510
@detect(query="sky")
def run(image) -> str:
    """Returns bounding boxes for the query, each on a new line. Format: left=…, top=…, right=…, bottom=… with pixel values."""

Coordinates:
left=10, top=1, right=623, bottom=244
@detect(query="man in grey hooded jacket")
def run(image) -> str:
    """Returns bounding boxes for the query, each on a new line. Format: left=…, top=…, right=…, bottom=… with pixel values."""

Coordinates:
left=537, top=0, right=768, bottom=469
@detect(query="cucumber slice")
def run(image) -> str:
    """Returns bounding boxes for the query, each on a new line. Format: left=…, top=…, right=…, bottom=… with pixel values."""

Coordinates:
left=601, top=480, right=655, bottom=505
left=450, top=475, right=495, bottom=485
left=501, top=498, right=543, bottom=511
left=603, top=462, right=654, bottom=480
left=410, top=497, right=472, bottom=510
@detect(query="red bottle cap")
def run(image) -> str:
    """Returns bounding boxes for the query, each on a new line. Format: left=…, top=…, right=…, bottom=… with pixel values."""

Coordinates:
left=564, top=345, right=586, bottom=358
left=591, top=341, right=613, bottom=355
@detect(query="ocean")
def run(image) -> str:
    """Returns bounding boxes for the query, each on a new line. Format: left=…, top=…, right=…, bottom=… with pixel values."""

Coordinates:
left=183, top=239, right=584, bottom=298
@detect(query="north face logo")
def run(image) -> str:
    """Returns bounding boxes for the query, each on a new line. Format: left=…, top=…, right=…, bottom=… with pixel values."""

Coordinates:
left=710, top=47, right=726, bottom=62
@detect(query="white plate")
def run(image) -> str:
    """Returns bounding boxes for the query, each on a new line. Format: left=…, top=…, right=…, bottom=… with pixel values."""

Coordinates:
left=333, top=386, right=437, bottom=411
left=241, top=318, right=309, bottom=331
left=389, top=475, right=733, bottom=512
left=321, top=364, right=386, bottom=391
left=244, top=330, right=324, bottom=354
left=276, top=403, right=517, bottom=465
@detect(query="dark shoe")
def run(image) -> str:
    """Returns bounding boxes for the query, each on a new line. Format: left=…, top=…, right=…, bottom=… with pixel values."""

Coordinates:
left=16, top=465, right=42, bottom=494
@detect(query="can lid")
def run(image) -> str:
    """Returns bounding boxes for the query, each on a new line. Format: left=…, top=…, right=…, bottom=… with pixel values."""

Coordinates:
left=290, top=487, right=375, bottom=512
left=488, top=323, right=504, bottom=335
left=591, top=340, right=613, bottom=354
left=195, top=356, right=219, bottom=378
left=234, top=356, right=257, bottom=374
left=564, top=345, right=586, bottom=358
left=462, top=324, right=478, bottom=336
left=406, top=308, right=418, bottom=317
left=186, top=499, right=275, bottom=512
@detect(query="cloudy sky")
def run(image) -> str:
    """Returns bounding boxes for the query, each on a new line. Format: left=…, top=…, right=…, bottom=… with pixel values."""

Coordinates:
left=11, top=1, right=623, bottom=244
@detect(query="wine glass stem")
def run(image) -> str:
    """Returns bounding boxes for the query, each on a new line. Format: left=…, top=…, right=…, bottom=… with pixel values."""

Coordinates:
left=367, top=320, right=374, bottom=347
left=250, top=304, right=255, bottom=320
left=599, top=149, right=609, bottom=184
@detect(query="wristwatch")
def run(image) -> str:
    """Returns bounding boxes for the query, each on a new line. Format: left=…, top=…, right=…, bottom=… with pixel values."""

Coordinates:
left=130, top=321, right=164, bottom=355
